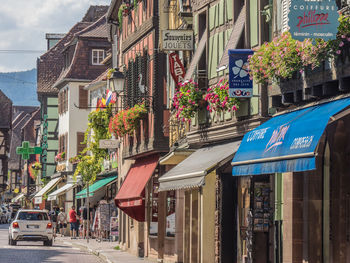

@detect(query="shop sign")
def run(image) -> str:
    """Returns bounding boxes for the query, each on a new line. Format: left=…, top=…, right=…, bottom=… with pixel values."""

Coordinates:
left=99, top=139, right=120, bottom=149
left=228, top=49, right=254, bottom=98
left=41, top=114, right=48, bottom=178
left=169, top=52, right=186, bottom=85
left=162, top=30, right=193, bottom=51
left=288, top=0, right=339, bottom=41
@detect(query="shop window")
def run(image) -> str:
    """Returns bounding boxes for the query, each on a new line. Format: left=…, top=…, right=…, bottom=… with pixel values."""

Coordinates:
left=92, top=49, right=105, bottom=65
left=149, top=176, right=159, bottom=236
left=166, top=191, right=176, bottom=237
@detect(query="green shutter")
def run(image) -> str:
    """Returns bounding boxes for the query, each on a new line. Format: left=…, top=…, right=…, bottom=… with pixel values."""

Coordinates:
left=209, top=5, right=216, bottom=31
left=219, top=0, right=224, bottom=25
left=250, top=0, right=259, bottom=47
left=274, top=173, right=283, bottom=221
left=250, top=83, right=259, bottom=115
left=227, top=0, right=233, bottom=21
left=194, top=14, right=198, bottom=36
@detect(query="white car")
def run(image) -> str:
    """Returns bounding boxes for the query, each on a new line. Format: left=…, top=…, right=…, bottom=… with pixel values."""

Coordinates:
left=8, top=209, right=53, bottom=246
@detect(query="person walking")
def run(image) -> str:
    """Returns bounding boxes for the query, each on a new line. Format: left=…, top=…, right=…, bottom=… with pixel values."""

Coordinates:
left=69, top=206, right=79, bottom=239
left=57, top=207, right=67, bottom=237
left=82, top=205, right=89, bottom=239
left=49, top=206, right=58, bottom=239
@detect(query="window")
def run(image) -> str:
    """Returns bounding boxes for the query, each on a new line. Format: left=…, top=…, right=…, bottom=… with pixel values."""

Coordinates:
left=76, top=132, right=86, bottom=155
left=79, top=86, right=88, bottom=109
left=17, top=212, right=48, bottom=221
left=58, top=89, right=68, bottom=114
left=92, top=49, right=105, bottom=65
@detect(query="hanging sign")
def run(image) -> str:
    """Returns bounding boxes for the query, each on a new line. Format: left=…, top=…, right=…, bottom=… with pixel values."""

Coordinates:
left=288, top=0, right=339, bottom=41
left=228, top=49, right=254, bottom=98
left=169, top=52, right=186, bottom=85
left=162, top=30, right=194, bottom=51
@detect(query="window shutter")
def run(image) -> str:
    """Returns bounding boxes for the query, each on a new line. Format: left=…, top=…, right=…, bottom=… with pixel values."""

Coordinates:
left=58, top=92, right=61, bottom=114
left=76, top=132, right=86, bottom=155
left=79, top=86, right=88, bottom=109
left=281, top=0, right=290, bottom=32
left=65, top=133, right=68, bottom=154
left=58, top=136, right=61, bottom=153
left=65, top=89, right=68, bottom=112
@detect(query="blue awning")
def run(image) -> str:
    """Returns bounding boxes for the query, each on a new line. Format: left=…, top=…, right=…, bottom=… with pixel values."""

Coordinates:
left=232, top=97, right=350, bottom=176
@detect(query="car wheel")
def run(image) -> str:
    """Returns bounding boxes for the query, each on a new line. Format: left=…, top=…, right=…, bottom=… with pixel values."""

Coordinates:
left=9, top=237, right=16, bottom=246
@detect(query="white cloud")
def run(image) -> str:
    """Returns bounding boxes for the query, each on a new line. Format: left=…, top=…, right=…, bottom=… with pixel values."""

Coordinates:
left=0, top=0, right=111, bottom=72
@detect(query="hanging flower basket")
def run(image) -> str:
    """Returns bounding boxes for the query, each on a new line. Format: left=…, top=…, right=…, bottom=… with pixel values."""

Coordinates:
left=172, top=80, right=203, bottom=122
left=205, top=79, right=239, bottom=113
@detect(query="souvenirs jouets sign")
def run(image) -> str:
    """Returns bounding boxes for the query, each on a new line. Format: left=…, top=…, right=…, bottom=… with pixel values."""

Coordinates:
left=228, top=49, right=254, bottom=98
left=288, top=0, right=339, bottom=41
left=162, top=30, right=193, bottom=51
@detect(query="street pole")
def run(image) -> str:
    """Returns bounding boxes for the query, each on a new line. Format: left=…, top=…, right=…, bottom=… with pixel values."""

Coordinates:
left=87, top=182, right=89, bottom=243
left=26, top=161, right=30, bottom=208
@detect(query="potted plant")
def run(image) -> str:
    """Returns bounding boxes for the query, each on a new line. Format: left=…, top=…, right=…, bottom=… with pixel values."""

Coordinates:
left=69, top=155, right=81, bottom=164
left=205, top=79, right=239, bottom=113
left=172, top=80, right=203, bottom=122
left=55, top=152, right=66, bottom=162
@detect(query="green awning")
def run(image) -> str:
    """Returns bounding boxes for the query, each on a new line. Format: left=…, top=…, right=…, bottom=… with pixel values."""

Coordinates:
left=76, top=175, right=117, bottom=199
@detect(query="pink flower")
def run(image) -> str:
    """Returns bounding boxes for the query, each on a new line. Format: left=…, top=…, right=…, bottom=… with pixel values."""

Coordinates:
left=347, top=37, right=350, bottom=42
left=339, top=41, right=345, bottom=47
left=336, top=50, right=341, bottom=55
left=341, top=35, right=346, bottom=39
left=207, top=105, right=210, bottom=110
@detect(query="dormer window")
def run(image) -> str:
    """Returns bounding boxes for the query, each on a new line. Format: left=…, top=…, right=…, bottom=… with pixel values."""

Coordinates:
left=92, top=49, right=105, bottom=65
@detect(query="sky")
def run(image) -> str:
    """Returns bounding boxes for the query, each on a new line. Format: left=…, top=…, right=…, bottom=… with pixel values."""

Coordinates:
left=0, top=0, right=110, bottom=72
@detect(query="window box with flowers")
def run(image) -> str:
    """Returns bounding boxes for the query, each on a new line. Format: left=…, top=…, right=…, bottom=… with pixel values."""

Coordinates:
left=248, top=15, right=350, bottom=84
left=172, top=80, right=203, bottom=122
left=109, top=103, right=147, bottom=137
left=55, top=152, right=66, bottom=162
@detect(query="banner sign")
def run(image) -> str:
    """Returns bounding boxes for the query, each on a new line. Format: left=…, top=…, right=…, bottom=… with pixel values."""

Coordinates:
left=228, top=49, right=254, bottom=98
left=162, top=30, right=193, bottom=51
left=169, top=52, right=186, bottom=85
left=288, top=0, right=339, bottom=41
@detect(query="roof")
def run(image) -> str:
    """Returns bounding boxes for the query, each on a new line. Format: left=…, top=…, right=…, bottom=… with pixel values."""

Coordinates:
left=82, top=5, right=109, bottom=22
left=53, top=16, right=109, bottom=89
left=37, top=22, right=92, bottom=94
left=0, top=90, right=12, bottom=129
left=8, top=106, right=40, bottom=170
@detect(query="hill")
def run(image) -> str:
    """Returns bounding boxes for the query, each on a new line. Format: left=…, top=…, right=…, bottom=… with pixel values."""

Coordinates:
left=0, top=69, right=39, bottom=106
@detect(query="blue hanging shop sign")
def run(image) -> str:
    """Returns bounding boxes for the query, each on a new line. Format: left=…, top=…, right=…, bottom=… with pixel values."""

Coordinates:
left=228, top=49, right=254, bottom=98
left=288, top=0, right=339, bottom=41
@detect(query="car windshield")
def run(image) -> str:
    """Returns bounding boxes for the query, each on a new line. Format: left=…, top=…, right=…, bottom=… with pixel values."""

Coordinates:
left=17, top=212, right=48, bottom=221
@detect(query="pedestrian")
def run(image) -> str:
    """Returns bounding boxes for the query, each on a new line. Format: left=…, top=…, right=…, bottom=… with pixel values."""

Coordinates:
left=49, top=206, right=58, bottom=238
left=57, top=207, right=67, bottom=237
left=69, top=205, right=79, bottom=239
left=82, top=205, right=90, bottom=239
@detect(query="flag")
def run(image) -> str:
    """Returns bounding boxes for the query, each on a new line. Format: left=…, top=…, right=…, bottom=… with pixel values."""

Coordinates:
left=106, top=89, right=113, bottom=106
left=96, top=98, right=105, bottom=112
left=111, top=92, right=117, bottom=104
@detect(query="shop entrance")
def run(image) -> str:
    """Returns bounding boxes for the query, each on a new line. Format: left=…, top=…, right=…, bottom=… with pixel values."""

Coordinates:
left=237, top=175, right=273, bottom=263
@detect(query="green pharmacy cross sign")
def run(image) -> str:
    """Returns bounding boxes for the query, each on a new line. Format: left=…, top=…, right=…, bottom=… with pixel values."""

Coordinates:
left=16, top=141, right=42, bottom=160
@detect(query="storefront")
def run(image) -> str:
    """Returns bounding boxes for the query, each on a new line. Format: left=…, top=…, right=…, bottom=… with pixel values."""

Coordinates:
left=231, top=96, right=350, bottom=262
left=158, top=141, right=241, bottom=263
left=33, top=177, right=62, bottom=209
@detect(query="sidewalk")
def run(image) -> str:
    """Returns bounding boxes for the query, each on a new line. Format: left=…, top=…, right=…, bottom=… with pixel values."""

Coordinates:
left=55, top=236, right=151, bottom=263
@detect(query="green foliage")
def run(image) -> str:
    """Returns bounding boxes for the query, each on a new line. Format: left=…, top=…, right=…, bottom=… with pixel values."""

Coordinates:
left=205, top=79, right=239, bottom=112
left=248, top=15, right=350, bottom=83
left=172, top=80, right=203, bottom=121
left=74, top=105, right=113, bottom=184
left=109, top=103, right=147, bottom=137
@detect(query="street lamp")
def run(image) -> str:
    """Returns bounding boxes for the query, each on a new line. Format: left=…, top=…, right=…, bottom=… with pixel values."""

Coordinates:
left=109, top=68, right=125, bottom=93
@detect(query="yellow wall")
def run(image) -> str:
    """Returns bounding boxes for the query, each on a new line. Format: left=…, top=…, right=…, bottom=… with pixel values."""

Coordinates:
left=201, top=171, right=216, bottom=263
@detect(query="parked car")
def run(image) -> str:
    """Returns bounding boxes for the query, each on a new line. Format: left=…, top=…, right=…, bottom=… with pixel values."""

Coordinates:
left=8, top=209, right=53, bottom=246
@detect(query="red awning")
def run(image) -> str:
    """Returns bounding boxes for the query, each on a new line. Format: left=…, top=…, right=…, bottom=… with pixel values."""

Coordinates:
left=115, top=154, right=159, bottom=221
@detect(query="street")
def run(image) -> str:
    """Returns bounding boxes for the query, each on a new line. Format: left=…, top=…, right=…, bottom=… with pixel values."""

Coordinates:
left=0, top=224, right=104, bottom=263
